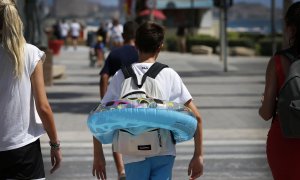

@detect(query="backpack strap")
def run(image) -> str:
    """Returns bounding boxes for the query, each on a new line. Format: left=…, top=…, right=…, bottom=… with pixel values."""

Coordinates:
left=121, top=62, right=168, bottom=88
left=274, top=55, right=285, bottom=91
left=139, top=62, right=168, bottom=87
left=121, top=65, right=134, bottom=79
left=277, top=48, right=299, bottom=63
left=145, top=62, right=169, bottom=79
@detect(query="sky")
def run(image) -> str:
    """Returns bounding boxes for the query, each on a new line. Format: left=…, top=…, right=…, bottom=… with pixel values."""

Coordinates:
left=93, top=0, right=287, bottom=8
left=234, top=0, right=282, bottom=8
left=47, top=0, right=300, bottom=8
left=94, top=0, right=284, bottom=8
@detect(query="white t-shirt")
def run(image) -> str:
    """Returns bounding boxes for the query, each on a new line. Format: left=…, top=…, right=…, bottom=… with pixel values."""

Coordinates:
left=0, top=43, right=46, bottom=151
left=101, top=62, right=192, bottom=164
left=70, top=22, right=81, bottom=37
left=108, top=24, right=123, bottom=43
left=60, top=22, right=70, bottom=37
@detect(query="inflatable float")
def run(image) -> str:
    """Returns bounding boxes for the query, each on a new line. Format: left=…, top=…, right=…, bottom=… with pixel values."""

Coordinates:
left=87, top=97, right=197, bottom=144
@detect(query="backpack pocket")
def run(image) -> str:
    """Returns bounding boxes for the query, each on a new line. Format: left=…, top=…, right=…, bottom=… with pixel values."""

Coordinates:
left=113, top=129, right=162, bottom=156
left=288, top=100, right=300, bottom=137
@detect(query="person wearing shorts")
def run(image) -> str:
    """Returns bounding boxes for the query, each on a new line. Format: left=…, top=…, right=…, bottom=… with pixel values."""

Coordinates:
left=93, top=22, right=203, bottom=180
left=0, top=140, right=45, bottom=179
left=0, top=1, right=62, bottom=179
left=70, top=19, right=81, bottom=50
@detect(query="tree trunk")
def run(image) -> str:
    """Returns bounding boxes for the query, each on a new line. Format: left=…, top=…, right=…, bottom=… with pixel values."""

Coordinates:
left=16, top=0, right=47, bottom=47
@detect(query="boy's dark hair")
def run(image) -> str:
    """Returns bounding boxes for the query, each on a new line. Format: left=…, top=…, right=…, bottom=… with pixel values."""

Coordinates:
left=135, top=22, right=164, bottom=53
left=122, top=21, right=139, bottom=41
left=285, top=2, right=300, bottom=52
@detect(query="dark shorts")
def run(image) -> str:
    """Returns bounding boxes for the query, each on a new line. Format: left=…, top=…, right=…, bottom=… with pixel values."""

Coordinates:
left=72, top=36, right=79, bottom=40
left=0, top=139, right=45, bottom=180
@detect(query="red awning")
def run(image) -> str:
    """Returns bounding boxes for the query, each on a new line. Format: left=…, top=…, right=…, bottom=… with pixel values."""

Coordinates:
left=138, top=9, right=166, bottom=20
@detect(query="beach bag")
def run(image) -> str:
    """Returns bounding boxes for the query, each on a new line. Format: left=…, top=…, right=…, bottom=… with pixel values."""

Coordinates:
left=277, top=49, right=300, bottom=138
left=113, top=62, right=171, bottom=156
left=113, top=129, right=163, bottom=156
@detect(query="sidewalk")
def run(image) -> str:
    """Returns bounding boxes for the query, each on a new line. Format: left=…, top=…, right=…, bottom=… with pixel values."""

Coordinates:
left=42, top=47, right=270, bottom=143
left=41, top=47, right=272, bottom=180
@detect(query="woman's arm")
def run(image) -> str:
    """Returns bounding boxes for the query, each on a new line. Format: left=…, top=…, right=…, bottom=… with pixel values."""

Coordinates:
left=259, top=57, right=278, bottom=121
left=31, top=61, right=62, bottom=173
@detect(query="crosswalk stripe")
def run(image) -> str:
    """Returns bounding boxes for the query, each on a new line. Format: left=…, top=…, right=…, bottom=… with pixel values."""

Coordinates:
left=43, top=153, right=266, bottom=163
left=42, top=139, right=267, bottom=163
left=41, top=139, right=266, bottom=148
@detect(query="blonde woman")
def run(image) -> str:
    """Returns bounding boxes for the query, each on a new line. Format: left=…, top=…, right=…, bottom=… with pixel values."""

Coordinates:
left=0, top=1, right=62, bottom=179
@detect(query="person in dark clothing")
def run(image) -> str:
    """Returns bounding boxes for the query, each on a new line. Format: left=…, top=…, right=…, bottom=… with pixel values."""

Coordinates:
left=96, top=23, right=108, bottom=47
left=98, top=21, right=139, bottom=98
left=93, top=21, right=139, bottom=180
left=176, top=24, right=187, bottom=53
left=93, top=36, right=105, bottom=67
left=259, top=2, right=300, bottom=179
left=53, top=20, right=62, bottom=40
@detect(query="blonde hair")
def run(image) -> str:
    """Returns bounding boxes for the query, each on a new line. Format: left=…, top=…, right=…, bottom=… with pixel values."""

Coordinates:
left=0, top=0, right=26, bottom=78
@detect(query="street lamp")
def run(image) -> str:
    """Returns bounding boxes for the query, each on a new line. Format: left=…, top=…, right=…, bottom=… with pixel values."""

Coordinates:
left=271, top=0, right=276, bottom=55
left=214, top=0, right=233, bottom=72
left=146, top=0, right=157, bottom=21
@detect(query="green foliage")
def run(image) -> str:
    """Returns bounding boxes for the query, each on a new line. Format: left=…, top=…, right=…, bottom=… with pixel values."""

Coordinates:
left=164, top=31, right=283, bottom=56
left=228, top=38, right=255, bottom=48
left=164, top=35, right=178, bottom=52
left=257, top=37, right=283, bottom=56
left=239, top=32, right=265, bottom=42
left=186, top=35, right=218, bottom=52
left=227, top=32, right=240, bottom=39
left=186, top=34, right=255, bottom=53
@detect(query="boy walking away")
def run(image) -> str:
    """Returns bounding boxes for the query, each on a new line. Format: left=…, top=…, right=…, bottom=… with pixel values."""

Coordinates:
left=93, top=22, right=203, bottom=180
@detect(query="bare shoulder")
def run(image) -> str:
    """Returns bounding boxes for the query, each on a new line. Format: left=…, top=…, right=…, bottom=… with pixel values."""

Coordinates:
left=279, top=55, right=292, bottom=75
left=265, top=55, right=277, bottom=75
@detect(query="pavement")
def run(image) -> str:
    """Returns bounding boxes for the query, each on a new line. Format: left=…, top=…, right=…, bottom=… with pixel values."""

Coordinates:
left=40, top=46, right=273, bottom=180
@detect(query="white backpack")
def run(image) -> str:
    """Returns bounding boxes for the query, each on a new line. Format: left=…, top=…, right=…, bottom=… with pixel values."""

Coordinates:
left=112, top=62, right=174, bottom=156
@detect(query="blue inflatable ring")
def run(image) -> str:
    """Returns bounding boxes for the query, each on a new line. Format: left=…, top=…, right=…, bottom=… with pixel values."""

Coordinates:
left=87, top=98, right=197, bottom=144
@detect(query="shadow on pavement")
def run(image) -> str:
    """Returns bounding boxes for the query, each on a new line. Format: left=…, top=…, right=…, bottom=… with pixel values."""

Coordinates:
left=50, top=102, right=98, bottom=114
left=47, top=92, right=90, bottom=99
left=53, top=82, right=99, bottom=86
left=177, top=70, right=265, bottom=78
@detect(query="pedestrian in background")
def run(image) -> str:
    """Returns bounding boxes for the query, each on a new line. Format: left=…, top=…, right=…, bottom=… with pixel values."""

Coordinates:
left=93, top=22, right=203, bottom=180
left=107, top=18, right=124, bottom=50
left=93, top=20, right=139, bottom=180
left=0, top=1, right=62, bottom=179
left=60, top=19, right=70, bottom=49
left=52, top=20, right=62, bottom=40
left=93, top=35, right=105, bottom=67
left=259, top=2, right=300, bottom=179
left=70, top=19, right=81, bottom=50
left=176, top=24, right=187, bottom=53
left=98, top=20, right=139, bottom=98
left=97, top=22, right=108, bottom=47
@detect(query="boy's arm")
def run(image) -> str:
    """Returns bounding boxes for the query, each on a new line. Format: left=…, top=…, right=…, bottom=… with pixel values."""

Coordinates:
left=93, top=137, right=107, bottom=180
left=98, top=70, right=125, bottom=178
left=185, top=99, right=203, bottom=180
left=100, top=73, right=109, bottom=98
left=112, top=151, right=126, bottom=178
